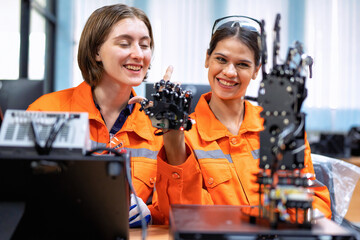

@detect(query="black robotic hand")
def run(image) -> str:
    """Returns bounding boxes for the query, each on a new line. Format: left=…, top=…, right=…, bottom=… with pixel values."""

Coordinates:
left=140, top=80, right=193, bottom=135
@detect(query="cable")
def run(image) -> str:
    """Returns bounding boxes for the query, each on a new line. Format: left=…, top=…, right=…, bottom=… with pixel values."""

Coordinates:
left=44, top=115, right=73, bottom=152
left=291, top=144, right=306, bottom=155
left=30, top=120, right=44, bottom=154
left=30, top=114, right=73, bottom=155
left=293, top=115, right=305, bottom=137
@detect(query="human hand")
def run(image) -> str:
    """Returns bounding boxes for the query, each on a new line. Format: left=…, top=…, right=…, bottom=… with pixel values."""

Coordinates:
left=163, top=65, right=174, bottom=81
left=128, top=65, right=174, bottom=106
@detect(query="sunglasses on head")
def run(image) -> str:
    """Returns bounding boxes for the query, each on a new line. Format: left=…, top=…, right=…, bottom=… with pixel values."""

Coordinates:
left=211, top=15, right=262, bottom=36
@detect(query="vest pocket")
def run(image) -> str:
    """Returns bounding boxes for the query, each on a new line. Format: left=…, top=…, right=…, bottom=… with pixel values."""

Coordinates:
left=133, top=161, right=157, bottom=188
left=199, top=159, right=232, bottom=188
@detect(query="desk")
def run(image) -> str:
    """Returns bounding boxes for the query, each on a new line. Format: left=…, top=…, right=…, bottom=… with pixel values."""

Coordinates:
left=129, top=225, right=169, bottom=240
left=344, top=157, right=360, bottom=223
left=169, top=205, right=356, bottom=239
left=129, top=158, right=360, bottom=239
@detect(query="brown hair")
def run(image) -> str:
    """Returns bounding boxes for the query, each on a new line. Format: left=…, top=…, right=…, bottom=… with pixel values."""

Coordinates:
left=77, top=4, right=154, bottom=87
left=207, top=23, right=261, bottom=66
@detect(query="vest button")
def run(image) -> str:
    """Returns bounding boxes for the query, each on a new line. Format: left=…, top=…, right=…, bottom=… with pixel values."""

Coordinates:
left=150, top=177, right=156, bottom=184
left=172, top=172, right=180, bottom=179
left=231, top=137, right=238, bottom=145
left=208, top=177, right=214, bottom=185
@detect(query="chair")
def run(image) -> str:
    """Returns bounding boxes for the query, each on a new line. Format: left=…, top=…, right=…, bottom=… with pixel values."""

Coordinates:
left=312, top=153, right=360, bottom=238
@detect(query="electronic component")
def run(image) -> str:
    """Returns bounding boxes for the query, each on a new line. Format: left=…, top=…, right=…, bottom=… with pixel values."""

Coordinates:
left=0, top=110, right=90, bottom=156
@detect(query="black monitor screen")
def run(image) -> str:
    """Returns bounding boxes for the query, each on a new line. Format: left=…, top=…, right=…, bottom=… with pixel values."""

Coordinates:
left=0, top=154, right=130, bottom=240
left=0, top=80, right=43, bottom=113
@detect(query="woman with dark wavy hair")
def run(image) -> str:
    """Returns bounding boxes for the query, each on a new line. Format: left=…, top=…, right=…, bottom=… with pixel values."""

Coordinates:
left=154, top=16, right=332, bottom=224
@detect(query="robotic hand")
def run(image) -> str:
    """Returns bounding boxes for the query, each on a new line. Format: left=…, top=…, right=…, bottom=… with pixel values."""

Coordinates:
left=129, top=193, right=151, bottom=228
left=140, top=80, right=193, bottom=135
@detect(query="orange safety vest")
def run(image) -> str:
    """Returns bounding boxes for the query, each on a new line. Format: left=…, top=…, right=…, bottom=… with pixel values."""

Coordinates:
left=27, top=81, right=163, bottom=221
left=156, top=92, right=332, bottom=223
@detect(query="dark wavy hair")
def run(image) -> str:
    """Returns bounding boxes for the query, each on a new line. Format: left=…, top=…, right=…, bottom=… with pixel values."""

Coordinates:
left=207, top=21, right=261, bottom=66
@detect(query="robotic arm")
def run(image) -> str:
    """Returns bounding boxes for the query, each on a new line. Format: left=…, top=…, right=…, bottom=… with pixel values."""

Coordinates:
left=247, top=13, right=315, bottom=228
left=256, top=13, right=313, bottom=172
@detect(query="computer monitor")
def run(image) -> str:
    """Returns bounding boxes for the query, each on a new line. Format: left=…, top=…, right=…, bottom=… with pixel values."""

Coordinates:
left=145, top=83, right=211, bottom=113
left=0, top=79, right=43, bottom=113
left=0, top=154, right=130, bottom=240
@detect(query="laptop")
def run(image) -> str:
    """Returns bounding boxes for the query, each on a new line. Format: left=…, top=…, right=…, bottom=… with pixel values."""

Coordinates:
left=170, top=204, right=356, bottom=239
left=0, top=153, right=130, bottom=240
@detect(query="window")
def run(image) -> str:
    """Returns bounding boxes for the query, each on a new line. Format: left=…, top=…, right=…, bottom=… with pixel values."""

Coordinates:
left=0, top=1, right=21, bottom=79
left=0, top=0, right=56, bottom=92
left=0, top=0, right=57, bottom=113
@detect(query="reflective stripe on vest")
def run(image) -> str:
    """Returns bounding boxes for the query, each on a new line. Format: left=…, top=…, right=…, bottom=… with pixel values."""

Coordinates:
left=194, top=149, right=260, bottom=163
left=194, top=149, right=233, bottom=163
left=90, top=140, right=158, bottom=160
left=90, top=140, right=107, bottom=149
left=125, top=147, right=158, bottom=160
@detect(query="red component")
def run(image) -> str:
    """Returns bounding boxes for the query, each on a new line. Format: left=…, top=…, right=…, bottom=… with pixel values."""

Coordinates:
left=119, top=148, right=127, bottom=154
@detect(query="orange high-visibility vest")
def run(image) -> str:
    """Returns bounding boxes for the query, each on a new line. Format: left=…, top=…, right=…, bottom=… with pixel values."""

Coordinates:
left=28, top=81, right=163, bottom=221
